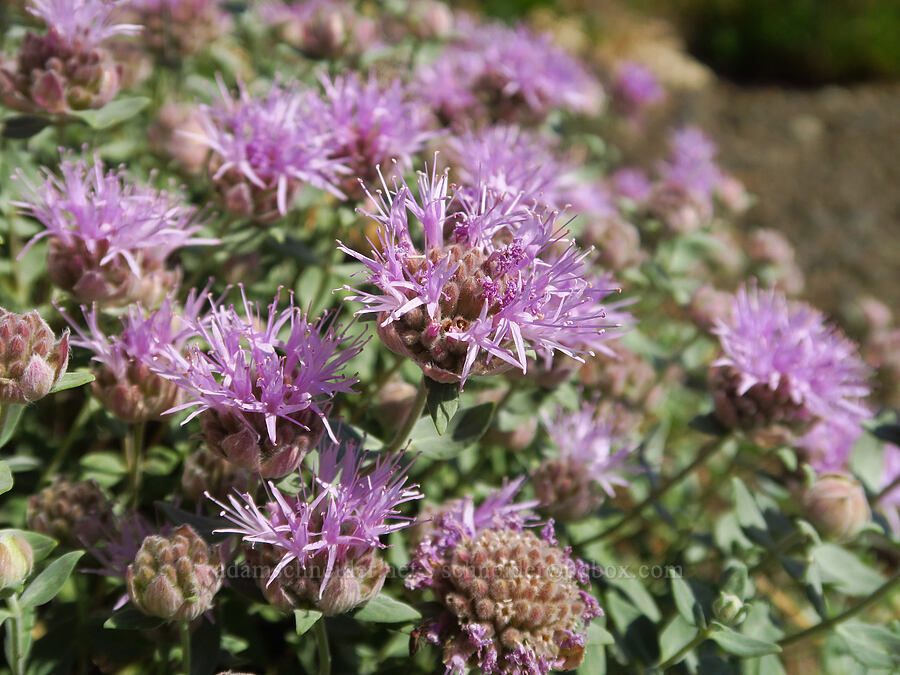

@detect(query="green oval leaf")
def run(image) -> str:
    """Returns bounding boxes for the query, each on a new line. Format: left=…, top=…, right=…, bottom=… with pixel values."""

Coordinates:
left=69, top=96, right=149, bottom=130
left=0, top=462, right=12, bottom=495
left=294, top=609, right=323, bottom=636
left=104, top=607, right=165, bottom=631
left=425, top=378, right=459, bottom=436
left=20, top=550, right=83, bottom=609
left=671, top=576, right=700, bottom=627
left=709, top=624, right=781, bottom=658
left=49, top=370, right=95, bottom=394
left=354, top=593, right=421, bottom=623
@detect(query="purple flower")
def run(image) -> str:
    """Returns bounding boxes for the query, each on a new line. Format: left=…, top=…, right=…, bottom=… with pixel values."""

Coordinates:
left=612, top=61, right=665, bottom=117
left=318, top=72, right=434, bottom=195
left=415, top=16, right=601, bottom=125
left=610, top=168, right=653, bottom=204
left=28, top=0, right=141, bottom=50
left=150, top=287, right=365, bottom=477
left=797, top=419, right=864, bottom=474
left=14, top=152, right=214, bottom=306
left=407, top=478, right=600, bottom=675
left=711, top=284, right=872, bottom=430
left=192, top=77, right=348, bottom=222
left=339, top=164, right=621, bottom=386
left=209, top=440, right=420, bottom=613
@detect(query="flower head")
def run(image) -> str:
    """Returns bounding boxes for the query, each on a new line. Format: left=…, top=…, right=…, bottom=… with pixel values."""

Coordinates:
left=151, top=287, right=365, bottom=477
left=193, top=77, right=348, bottom=222
left=340, top=164, right=621, bottom=386
left=14, top=152, right=214, bottom=305
left=209, top=441, right=420, bottom=613
left=318, top=72, right=433, bottom=195
left=0, top=308, right=69, bottom=404
left=258, top=0, right=376, bottom=60
left=29, top=0, right=141, bottom=50
left=27, top=478, right=115, bottom=548
left=120, top=0, right=229, bottom=56
left=611, top=61, right=665, bottom=118
left=711, top=284, right=871, bottom=431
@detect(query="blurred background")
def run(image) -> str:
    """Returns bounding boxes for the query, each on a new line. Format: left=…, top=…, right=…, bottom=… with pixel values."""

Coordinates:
left=460, top=0, right=900, bottom=323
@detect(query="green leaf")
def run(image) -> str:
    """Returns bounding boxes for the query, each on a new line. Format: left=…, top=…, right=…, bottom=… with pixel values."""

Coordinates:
left=585, top=621, right=615, bottom=646
left=672, top=576, right=701, bottom=627
left=0, top=530, right=56, bottom=562
left=0, top=404, right=25, bottom=450
left=104, top=607, right=165, bottom=630
left=2, top=115, right=51, bottom=139
left=731, top=477, right=770, bottom=543
left=811, top=543, right=885, bottom=596
left=354, top=593, right=421, bottom=623
left=579, top=622, right=610, bottom=674
left=425, top=378, right=459, bottom=436
left=658, top=615, right=697, bottom=665
left=0, top=462, right=12, bottom=495
left=837, top=621, right=900, bottom=669
left=20, top=550, right=83, bottom=608
left=79, top=451, right=126, bottom=487
left=0, top=609, right=11, bottom=629
left=408, top=402, right=495, bottom=459
left=143, top=445, right=181, bottom=476
left=49, top=370, right=95, bottom=393
left=69, top=96, right=149, bottom=129
left=721, top=561, right=750, bottom=600
left=709, top=624, right=781, bottom=658
left=294, top=610, right=323, bottom=636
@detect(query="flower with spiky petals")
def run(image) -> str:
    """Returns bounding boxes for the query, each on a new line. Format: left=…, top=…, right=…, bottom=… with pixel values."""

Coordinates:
left=209, top=440, right=420, bottom=614
left=14, top=152, right=214, bottom=306
left=0, top=0, right=140, bottom=113
left=340, top=164, right=621, bottom=386
left=711, top=284, right=872, bottom=433
left=151, top=288, right=365, bottom=478
left=533, top=403, right=634, bottom=521
left=318, top=72, right=434, bottom=198
left=407, top=477, right=601, bottom=675
left=415, top=16, right=601, bottom=126
left=59, top=288, right=207, bottom=422
left=192, top=77, right=348, bottom=223
left=258, top=0, right=377, bottom=60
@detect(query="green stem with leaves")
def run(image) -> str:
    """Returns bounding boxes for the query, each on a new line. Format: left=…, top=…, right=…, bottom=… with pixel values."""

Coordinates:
left=382, top=375, right=427, bottom=454
left=179, top=621, right=191, bottom=675
left=314, top=618, right=331, bottom=675
left=778, top=572, right=900, bottom=648
left=5, top=594, right=28, bottom=675
left=656, top=626, right=712, bottom=671
left=581, top=435, right=729, bottom=546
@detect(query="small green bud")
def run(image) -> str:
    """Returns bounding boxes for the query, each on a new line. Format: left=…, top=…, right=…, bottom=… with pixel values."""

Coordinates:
left=803, top=474, right=871, bottom=543
left=712, top=591, right=746, bottom=626
left=0, top=534, right=34, bottom=590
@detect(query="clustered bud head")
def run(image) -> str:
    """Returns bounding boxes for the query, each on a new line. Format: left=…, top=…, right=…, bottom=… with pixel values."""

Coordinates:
left=0, top=0, right=140, bottom=114
left=0, top=308, right=69, bottom=404
left=27, top=478, right=114, bottom=547
left=181, top=446, right=252, bottom=503
left=150, top=288, right=364, bottom=479
left=210, top=441, right=420, bottom=615
left=14, top=153, right=215, bottom=307
left=533, top=404, right=634, bottom=522
left=121, top=0, right=231, bottom=58
left=711, top=284, right=871, bottom=433
left=126, top=524, right=223, bottom=622
left=407, top=480, right=600, bottom=675
left=712, top=591, right=746, bottom=626
left=803, top=474, right=871, bottom=543
left=0, top=534, right=34, bottom=591
left=259, top=0, right=377, bottom=61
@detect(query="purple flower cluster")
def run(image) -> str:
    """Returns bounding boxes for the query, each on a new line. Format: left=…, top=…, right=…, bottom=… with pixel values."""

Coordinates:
left=193, top=77, right=349, bottom=222
left=415, top=16, right=602, bottom=125
left=712, top=284, right=871, bottom=430
left=611, top=61, right=665, bottom=119
left=150, top=288, right=364, bottom=477
left=340, top=164, right=620, bottom=385
left=318, top=72, right=434, bottom=195
left=28, top=0, right=141, bottom=50
left=14, top=153, right=213, bottom=306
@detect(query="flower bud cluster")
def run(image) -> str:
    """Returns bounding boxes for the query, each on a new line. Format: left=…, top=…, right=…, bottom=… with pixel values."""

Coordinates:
left=27, top=478, right=114, bottom=547
left=0, top=309, right=69, bottom=404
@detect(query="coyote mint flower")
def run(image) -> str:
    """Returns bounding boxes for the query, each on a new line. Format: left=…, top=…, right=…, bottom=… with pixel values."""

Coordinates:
left=126, top=524, right=223, bottom=621
left=27, top=477, right=115, bottom=548
left=15, top=152, right=215, bottom=306
left=340, top=165, right=619, bottom=386
left=407, top=478, right=601, bottom=675
left=0, top=308, right=69, bottom=404
left=209, top=441, right=420, bottom=615
left=711, top=284, right=871, bottom=432
left=0, top=534, right=34, bottom=591
left=151, top=288, right=364, bottom=478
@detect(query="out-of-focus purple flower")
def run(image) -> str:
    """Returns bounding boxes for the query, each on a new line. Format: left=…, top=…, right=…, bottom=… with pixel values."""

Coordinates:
left=192, top=77, right=348, bottom=223
left=151, top=287, right=364, bottom=478
left=121, top=0, right=230, bottom=57
left=407, top=478, right=600, bottom=674
left=209, top=441, right=420, bottom=614
left=611, top=61, right=665, bottom=119
left=610, top=168, right=653, bottom=204
left=879, top=443, right=900, bottom=535
left=258, top=0, right=377, bottom=60
left=59, top=289, right=207, bottom=422
left=15, top=152, right=214, bottom=306
left=340, top=164, right=620, bottom=386
left=415, top=16, right=602, bottom=125
left=533, top=403, right=634, bottom=521
left=84, top=511, right=162, bottom=580
left=797, top=419, right=862, bottom=474
left=711, top=284, right=872, bottom=431
left=0, top=0, right=139, bottom=113
left=318, top=72, right=433, bottom=196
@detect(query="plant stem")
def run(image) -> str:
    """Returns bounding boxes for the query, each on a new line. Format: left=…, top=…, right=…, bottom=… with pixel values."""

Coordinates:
left=874, top=472, right=900, bottom=503
left=778, top=572, right=900, bottom=648
left=124, top=421, right=146, bottom=508
left=749, top=530, right=805, bottom=576
left=314, top=618, right=331, bottom=675
left=580, top=435, right=728, bottom=546
left=5, top=594, right=27, bottom=675
left=179, top=621, right=191, bottom=675
left=656, top=626, right=711, bottom=670
left=382, top=375, right=427, bottom=455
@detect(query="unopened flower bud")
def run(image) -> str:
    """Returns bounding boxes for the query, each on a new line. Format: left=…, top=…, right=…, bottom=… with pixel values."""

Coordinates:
left=0, top=309, right=68, bottom=404
left=27, top=478, right=114, bottom=547
left=0, top=534, right=33, bottom=590
left=712, top=591, right=746, bottom=626
left=126, top=524, right=223, bottom=622
left=803, top=474, right=871, bottom=543
left=374, top=379, right=419, bottom=434
left=181, top=446, right=251, bottom=502
left=533, top=458, right=602, bottom=522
